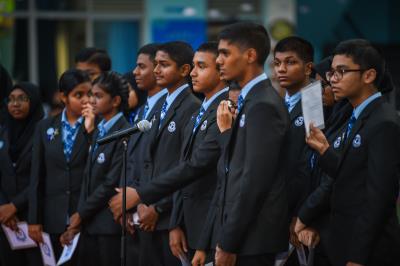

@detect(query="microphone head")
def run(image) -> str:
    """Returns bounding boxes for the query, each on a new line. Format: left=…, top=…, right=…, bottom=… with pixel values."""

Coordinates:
left=137, top=119, right=152, bottom=132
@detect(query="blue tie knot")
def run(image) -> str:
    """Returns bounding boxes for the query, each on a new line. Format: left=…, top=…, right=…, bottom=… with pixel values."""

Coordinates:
left=193, top=106, right=206, bottom=132
left=237, top=95, right=244, bottom=113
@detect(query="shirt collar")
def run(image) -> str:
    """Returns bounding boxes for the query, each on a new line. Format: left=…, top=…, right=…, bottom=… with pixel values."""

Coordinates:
left=239, top=73, right=268, bottom=100
left=285, top=91, right=302, bottom=113
left=61, top=109, right=83, bottom=128
left=147, top=89, right=168, bottom=115
left=353, top=92, right=382, bottom=120
left=98, top=112, right=123, bottom=134
left=165, top=84, right=189, bottom=109
left=202, top=87, right=229, bottom=111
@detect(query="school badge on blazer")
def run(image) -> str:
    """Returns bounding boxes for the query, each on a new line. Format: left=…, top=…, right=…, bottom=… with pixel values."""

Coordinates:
left=168, top=121, right=176, bottom=132
left=97, top=153, right=106, bottom=164
left=46, top=127, right=59, bottom=141
left=352, top=134, right=362, bottom=148
left=240, top=114, right=246, bottom=127
left=295, top=116, right=304, bottom=127
left=0, top=140, right=4, bottom=150
left=201, top=120, right=207, bottom=131
left=333, top=136, right=341, bottom=149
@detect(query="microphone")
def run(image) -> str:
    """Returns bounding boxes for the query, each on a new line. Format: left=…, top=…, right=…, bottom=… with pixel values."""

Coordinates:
left=96, top=119, right=152, bottom=145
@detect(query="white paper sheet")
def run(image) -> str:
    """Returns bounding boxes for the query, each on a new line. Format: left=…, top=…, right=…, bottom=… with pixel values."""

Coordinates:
left=301, top=81, right=325, bottom=137
left=179, top=253, right=191, bottom=266
left=40, top=232, right=57, bottom=266
left=1, top=222, right=37, bottom=250
left=57, top=233, right=80, bottom=265
left=132, top=212, right=140, bottom=225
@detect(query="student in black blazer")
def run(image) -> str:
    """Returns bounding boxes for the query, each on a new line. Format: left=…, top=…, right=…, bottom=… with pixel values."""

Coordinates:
left=206, top=22, right=290, bottom=266
left=124, top=43, right=167, bottom=266
left=28, top=70, right=95, bottom=265
left=301, top=39, right=400, bottom=266
left=109, top=42, right=227, bottom=264
left=60, top=72, right=130, bottom=266
left=273, top=37, right=315, bottom=254
left=134, top=41, right=200, bottom=266
left=0, top=82, right=43, bottom=266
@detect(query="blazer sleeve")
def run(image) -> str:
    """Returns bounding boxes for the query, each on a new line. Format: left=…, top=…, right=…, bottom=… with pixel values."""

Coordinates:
left=137, top=118, right=221, bottom=205
left=347, top=122, right=400, bottom=264
left=218, top=102, right=288, bottom=253
left=169, top=190, right=184, bottom=229
left=77, top=142, right=123, bottom=221
left=28, top=123, right=46, bottom=225
left=0, top=171, right=7, bottom=205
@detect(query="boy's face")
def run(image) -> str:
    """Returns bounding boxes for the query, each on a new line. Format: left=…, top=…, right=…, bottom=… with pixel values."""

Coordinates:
left=133, top=53, right=157, bottom=91
left=216, top=40, right=248, bottom=83
left=76, top=62, right=102, bottom=81
left=91, top=84, right=119, bottom=116
left=273, top=51, right=312, bottom=91
left=190, top=51, right=220, bottom=94
left=60, top=82, right=92, bottom=118
left=329, top=54, right=366, bottom=100
left=153, top=50, right=185, bottom=88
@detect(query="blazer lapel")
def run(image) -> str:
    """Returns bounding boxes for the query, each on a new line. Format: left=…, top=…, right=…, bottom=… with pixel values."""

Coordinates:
left=290, top=101, right=302, bottom=121
left=51, top=117, right=68, bottom=166
left=69, top=125, right=85, bottom=162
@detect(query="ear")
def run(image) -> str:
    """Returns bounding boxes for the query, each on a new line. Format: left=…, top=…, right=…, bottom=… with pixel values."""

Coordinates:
left=180, top=64, right=192, bottom=78
left=246, top=48, right=258, bottom=64
left=305, top=62, right=313, bottom=76
left=112, top=95, right=122, bottom=109
left=363, top=69, right=377, bottom=85
left=60, top=93, right=68, bottom=105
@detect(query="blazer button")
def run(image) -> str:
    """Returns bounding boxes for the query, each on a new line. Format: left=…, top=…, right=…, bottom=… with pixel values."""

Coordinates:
left=66, top=190, right=70, bottom=195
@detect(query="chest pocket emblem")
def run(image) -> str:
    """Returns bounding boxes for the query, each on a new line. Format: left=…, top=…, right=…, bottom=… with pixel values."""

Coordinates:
left=239, top=114, right=246, bottom=128
left=201, top=120, right=207, bottom=131
left=97, top=153, right=106, bottom=164
left=333, top=136, right=341, bottom=149
left=295, top=116, right=304, bottom=127
left=0, top=140, right=4, bottom=150
left=352, top=134, right=362, bottom=148
left=168, top=121, right=176, bottom=133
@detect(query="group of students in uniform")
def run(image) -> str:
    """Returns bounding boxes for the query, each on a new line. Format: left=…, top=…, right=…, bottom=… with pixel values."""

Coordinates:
left=0, top=21, right=399, bottom=266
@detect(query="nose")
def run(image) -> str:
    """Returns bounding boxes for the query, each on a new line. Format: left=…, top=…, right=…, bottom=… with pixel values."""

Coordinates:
left=190, top=67, right=197, bottom=78
left=216, top=54, right=223, bottom=66
left=153, top=64, right=160, bottom=74
left=133, top=67, right=139, bottom=76
left=277, top=63, right=286, bottom=73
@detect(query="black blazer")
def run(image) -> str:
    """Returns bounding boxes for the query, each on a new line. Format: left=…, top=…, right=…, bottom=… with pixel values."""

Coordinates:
left=319, top=98, right=400, bottom=265
left=0, top=127, right=33, bottom=220
left=285, top=101, right=312, bottom=218
left=201, top=79, right=290, bottom=255
left=28, top=114, right=90, bottom=234
left=139, top=87, right=201, bottom=230
left=126, top=94, right=167, bottom=189
left=137, top=91, right=227, bottom=248
left=77, top=115, right=130, bottom=235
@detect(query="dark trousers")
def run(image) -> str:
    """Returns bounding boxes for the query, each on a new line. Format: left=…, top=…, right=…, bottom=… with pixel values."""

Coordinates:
left=78, top=233, right=121, bottom=266
left=0, top=228, right=42, bottom=266
left=137, top=229, right=180, bottom=266
left=235, top=253, right=276, bottom=266
left=50, top=233, right=79, bottom=266
left=126, top=232, right=140, bottom=266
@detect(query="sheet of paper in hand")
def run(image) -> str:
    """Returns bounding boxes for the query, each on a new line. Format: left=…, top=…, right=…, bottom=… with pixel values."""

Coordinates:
left=1, top=222, right=37, bottom=250
left=301, top=81, right=325, bottom=137
left=40, top=232, right=57, bottom=266
left=57, top=233, right=80, bottom=265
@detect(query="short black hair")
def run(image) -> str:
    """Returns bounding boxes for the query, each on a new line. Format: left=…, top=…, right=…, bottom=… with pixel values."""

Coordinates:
left=158, top=41, right=194, bottom=68
left=333, top=39, right=385, bottom=87
left=75, top=47, right=111, bottom=71
left=137, top=43, right=160, bottom=62
left=274, top=36, right=314, bottom=63
left=93, top=71, right=129, bottom=113
left=59, top=69, right=91, bottom=96
left=218, top=22, right=271, bottom=66
left=197, top=42, right=219, bottom=57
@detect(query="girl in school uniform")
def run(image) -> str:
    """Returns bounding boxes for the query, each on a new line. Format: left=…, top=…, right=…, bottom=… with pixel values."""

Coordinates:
left=61, top=71, right=130, bottom=266
left=28, top=69, right=95, bottom=265
left=0, top=82, right=44, bottom=266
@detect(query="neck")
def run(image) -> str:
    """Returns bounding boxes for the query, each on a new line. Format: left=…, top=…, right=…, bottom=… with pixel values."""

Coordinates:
left=148, top=85, right=162, bottom=97
left=348, top=86, right=378, bottom=108
left=65, top=109, right=79, bottom=125
left=102, top=109, right=119, bottom=122
left=167, top=80, right=187, bottom=95
left=237, top=65, right=264, bottom=88
left=286, top=78, right=311, bottom=96
left=204, top=82, right=226, bottom=100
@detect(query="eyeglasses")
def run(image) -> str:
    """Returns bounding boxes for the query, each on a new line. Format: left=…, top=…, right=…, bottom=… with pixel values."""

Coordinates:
left=6, top=95, right=30, bottom=104
left=325, top=68, right=365, bottom=81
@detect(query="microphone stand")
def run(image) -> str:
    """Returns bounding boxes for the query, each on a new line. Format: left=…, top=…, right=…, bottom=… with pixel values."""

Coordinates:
left=121, top=138, right=128, bottom=266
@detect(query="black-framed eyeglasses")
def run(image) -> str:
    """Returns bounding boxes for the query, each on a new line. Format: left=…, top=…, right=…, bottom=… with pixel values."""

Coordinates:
left=325, top=68, right=365, bottom=81
left=6, top=95, right=30, bottom=105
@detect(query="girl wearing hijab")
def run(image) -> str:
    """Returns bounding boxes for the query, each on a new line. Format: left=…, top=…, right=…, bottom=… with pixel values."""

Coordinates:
left=0, top=82, right=44, bottom=266
left=27, top=69, right=96, bottom=265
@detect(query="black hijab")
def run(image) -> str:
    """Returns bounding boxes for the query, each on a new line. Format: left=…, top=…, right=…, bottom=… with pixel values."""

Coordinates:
left=6, top=82, right=44, bottom=162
